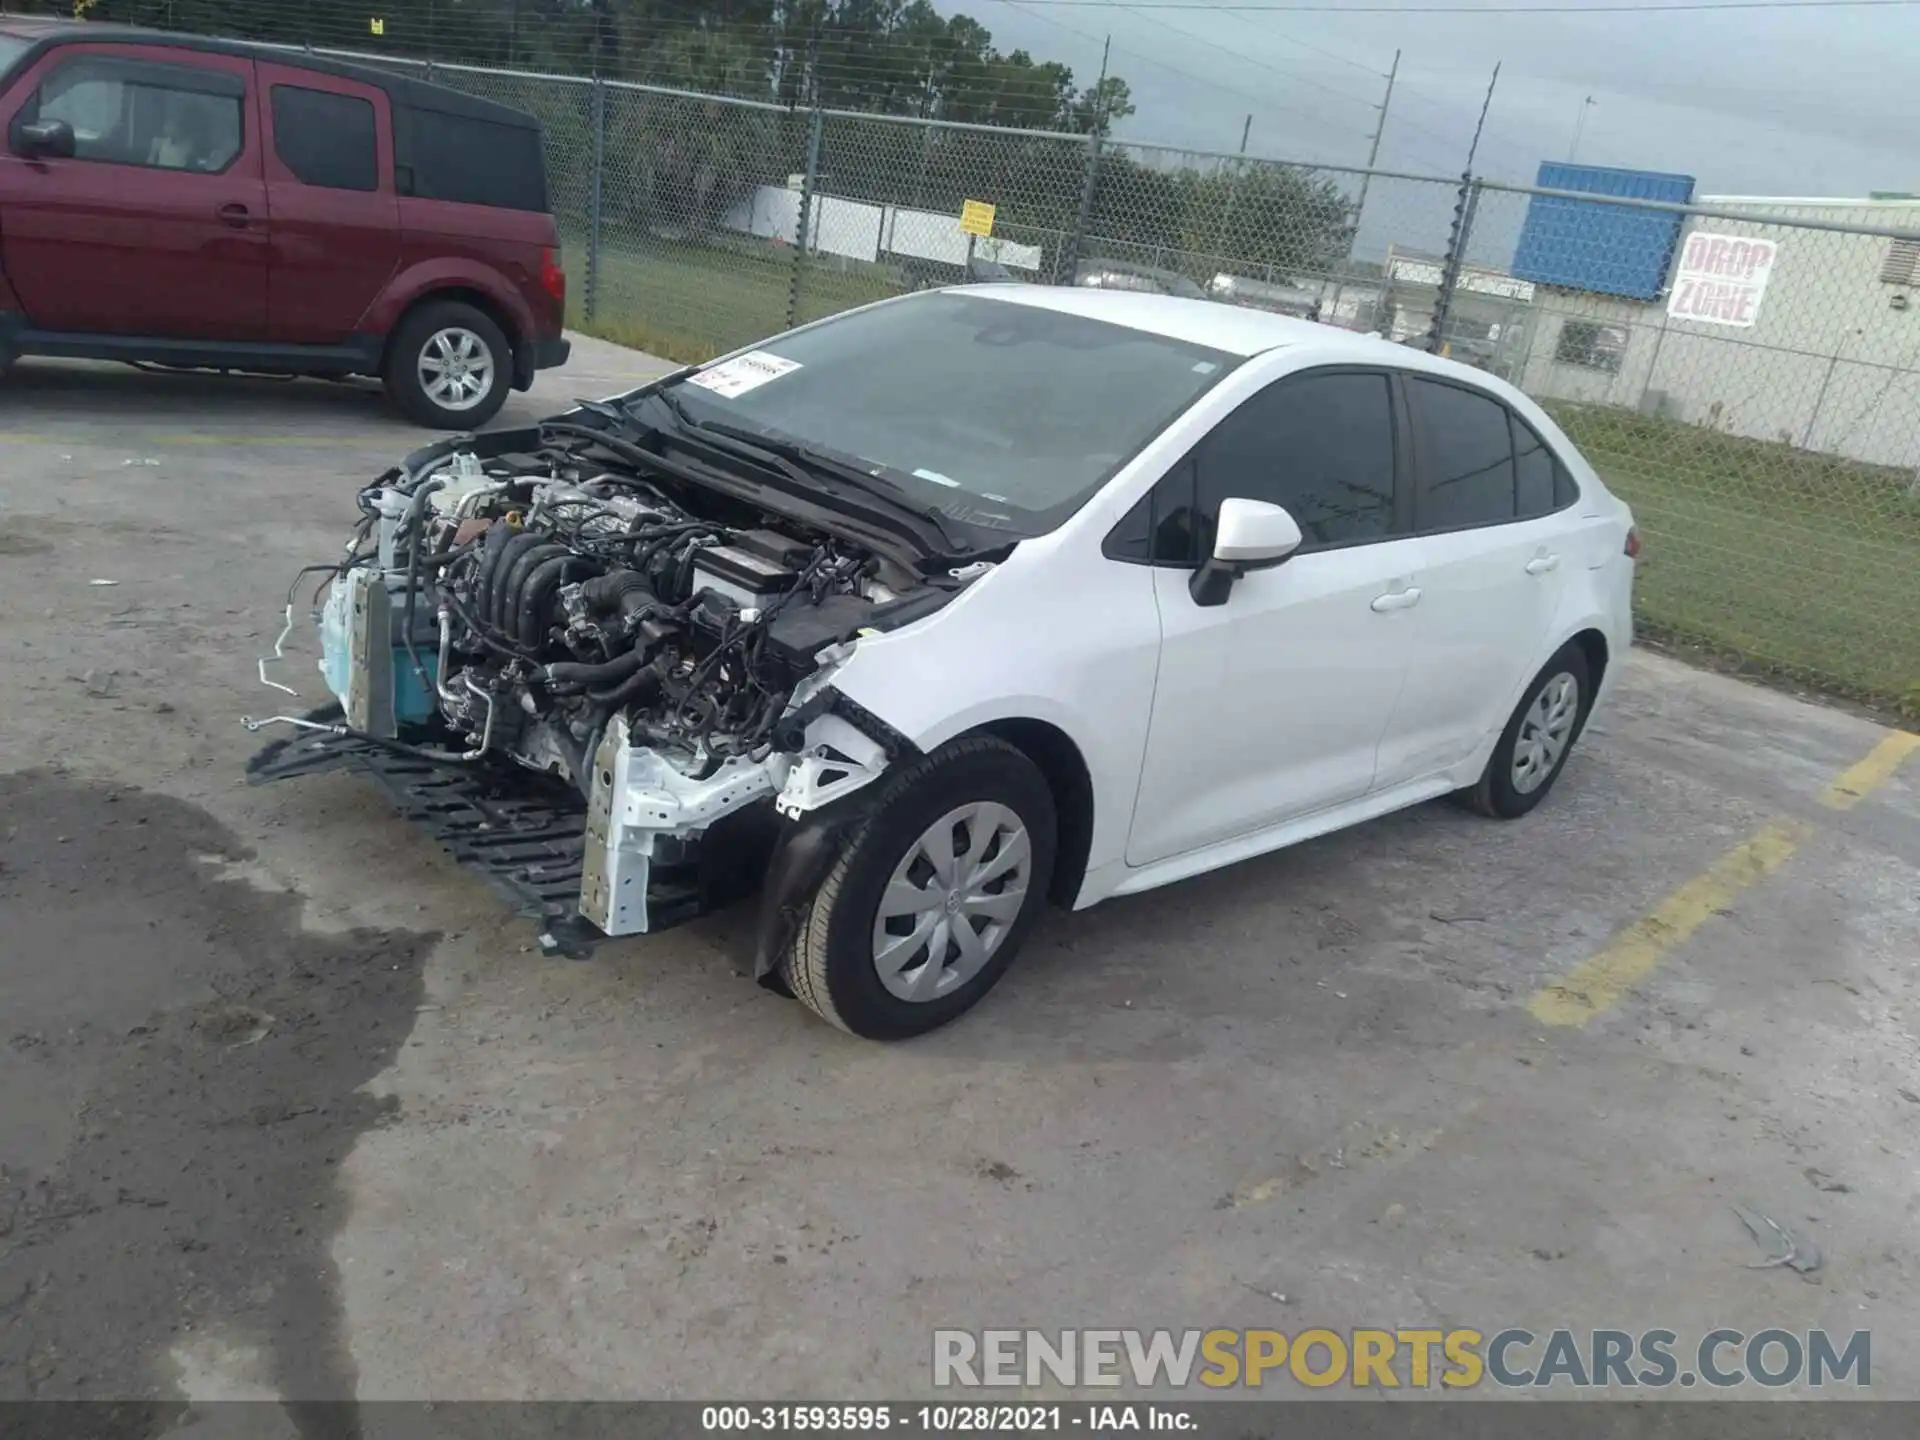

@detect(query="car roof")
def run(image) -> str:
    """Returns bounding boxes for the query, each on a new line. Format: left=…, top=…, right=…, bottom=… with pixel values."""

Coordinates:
left=946, top=284, right=1554, bottom=417
left=0, top=22, right=539, bottom=130
left=958, top=284, right=1397, bottom=360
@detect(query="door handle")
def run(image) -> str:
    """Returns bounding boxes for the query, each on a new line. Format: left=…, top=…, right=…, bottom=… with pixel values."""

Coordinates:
left=1370, top=586, right=1422, bottom=613
left=216, top=202, right=251, bottom=227
left=1525, top=554, right=1561, bottom=575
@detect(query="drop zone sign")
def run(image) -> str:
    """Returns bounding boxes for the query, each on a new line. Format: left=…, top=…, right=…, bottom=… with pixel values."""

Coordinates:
left=1667, top=231, right=1777, bottom=327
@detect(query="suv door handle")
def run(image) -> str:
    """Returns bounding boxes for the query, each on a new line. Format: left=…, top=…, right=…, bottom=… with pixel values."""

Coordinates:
left=1370, top=586, right=1422, bottom=613
left=216, top=202, right=252, bottom=228
left=1525, top=554, right=1561, bottom=575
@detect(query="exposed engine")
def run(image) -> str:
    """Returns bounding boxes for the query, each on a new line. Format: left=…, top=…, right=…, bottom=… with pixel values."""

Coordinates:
left=252, top=413, right=983, bottom=947
left=350, top=450, right=903, bottom=786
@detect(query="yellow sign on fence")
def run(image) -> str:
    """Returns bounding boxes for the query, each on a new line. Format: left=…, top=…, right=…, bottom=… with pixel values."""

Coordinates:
left=959, top=199, right=996, bottom=237
left=370, top=16, right=386, bottom=34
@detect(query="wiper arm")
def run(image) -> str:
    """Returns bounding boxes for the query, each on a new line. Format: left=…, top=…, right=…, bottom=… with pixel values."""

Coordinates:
left=632, top=390, right=828, bottom=492
left=761, top=438, right=971, bottom=553
left=571, top=396, right=630, bottom=425
left=632, top=391, right=968, bottom=552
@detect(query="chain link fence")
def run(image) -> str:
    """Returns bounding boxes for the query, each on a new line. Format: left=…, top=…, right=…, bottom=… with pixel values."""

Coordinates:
left=1456, top=181, right=1920, bottom=715
left=24, top=26, right=1920, bottom=714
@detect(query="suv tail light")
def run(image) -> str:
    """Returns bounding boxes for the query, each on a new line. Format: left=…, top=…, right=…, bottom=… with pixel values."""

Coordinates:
left=540, top=246, right=566, bottom=310
left=1624, top=526, right=1642, bottom=559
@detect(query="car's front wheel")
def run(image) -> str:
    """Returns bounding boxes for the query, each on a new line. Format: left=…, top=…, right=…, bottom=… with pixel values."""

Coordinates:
left=1461, top=642, right=1592, bottom=819
left=384, top=300, right=512, bottom=429
left=784, top=737, right=1056, bottom=1040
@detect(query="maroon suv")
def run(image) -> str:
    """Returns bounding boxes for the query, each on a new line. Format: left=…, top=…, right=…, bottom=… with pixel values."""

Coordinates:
left=0, top=19, right=569, bottom=428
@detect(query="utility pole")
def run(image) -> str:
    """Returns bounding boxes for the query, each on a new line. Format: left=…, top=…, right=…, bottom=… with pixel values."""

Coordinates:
left=1464, top=60, right=1500, bottom=175
left=1352, top=48, right=1398, bottom=229
left=1331, top=49, right=1397, bottom=330
left=1214, top=112, right=1253, bottom=256
left=1093, top=33, right=1110, bottom=132
left=1567, top=94, right=1596, bottom=163
left=1063, top=34, right=1110, bottom=285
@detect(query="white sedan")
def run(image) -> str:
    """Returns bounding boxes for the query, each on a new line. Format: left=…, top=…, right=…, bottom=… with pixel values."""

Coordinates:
left=255, top=285, right=1637, bottom=1039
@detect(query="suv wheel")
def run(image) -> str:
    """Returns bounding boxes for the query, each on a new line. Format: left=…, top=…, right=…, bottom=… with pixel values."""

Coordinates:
left=385, top=301, right=511, bottom=429
left=1461, top=642, right=1592, bottom=819
left=784, top=737, right=1056, bottom=1040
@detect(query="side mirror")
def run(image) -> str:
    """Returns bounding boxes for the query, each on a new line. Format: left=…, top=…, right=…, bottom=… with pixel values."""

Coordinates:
left=1190, top=498, right=1303, bottom=607
left=16, top=118, right=76, bottom=160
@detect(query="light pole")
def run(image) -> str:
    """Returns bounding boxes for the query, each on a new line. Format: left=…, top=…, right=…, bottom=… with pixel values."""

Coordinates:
left=1568, top=95, right=1597, bottom=164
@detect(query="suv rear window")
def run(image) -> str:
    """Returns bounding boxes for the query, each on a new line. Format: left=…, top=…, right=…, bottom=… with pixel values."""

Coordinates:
left=270, top=84, right=377, bottom=191
left=393, top=104, right=545, bottom=210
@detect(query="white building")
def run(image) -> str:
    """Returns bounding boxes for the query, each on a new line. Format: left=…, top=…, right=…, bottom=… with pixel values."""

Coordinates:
left=1516, top=194, right=1920, bottom=468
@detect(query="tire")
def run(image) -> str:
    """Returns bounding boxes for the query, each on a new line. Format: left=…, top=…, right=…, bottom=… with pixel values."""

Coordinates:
left=383, top=300, right=512, bottom=430
left=783, top=736, right=1056, bottom=1040
left=1460, top=643, right=1592, bottom=819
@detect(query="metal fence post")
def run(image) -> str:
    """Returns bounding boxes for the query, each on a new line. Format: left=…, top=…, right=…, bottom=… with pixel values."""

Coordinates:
left=787, top=107, right=823, bottom=332
left=1803, top=342, right=1844, bottom=449
left=587, top=76, right=605, bottom=325
left=1062, top=127, right=1102, bottom=286
left=1427, top=172, right=1479, bottom=356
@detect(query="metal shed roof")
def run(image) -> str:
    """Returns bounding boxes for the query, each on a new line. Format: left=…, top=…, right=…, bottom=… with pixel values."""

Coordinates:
left=1510, top=163, right=1695, bottom=301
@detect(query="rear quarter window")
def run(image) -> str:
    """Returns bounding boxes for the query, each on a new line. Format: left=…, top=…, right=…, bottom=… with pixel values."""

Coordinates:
left=393, top=104, right=546, bottom=211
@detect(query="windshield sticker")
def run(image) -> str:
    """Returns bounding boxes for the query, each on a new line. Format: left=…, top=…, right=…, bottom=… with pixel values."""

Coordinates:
left=685, top=350, right=802, bottom=399
left=912, top=467, right=962, bottom=488
left=1192, top=360, right=1219, bottom=374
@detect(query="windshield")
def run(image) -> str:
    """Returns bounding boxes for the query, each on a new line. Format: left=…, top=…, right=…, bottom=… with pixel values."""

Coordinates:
left=662, top=292, right=1238, bottom=535
left=0, top=37, right=29, bottom=77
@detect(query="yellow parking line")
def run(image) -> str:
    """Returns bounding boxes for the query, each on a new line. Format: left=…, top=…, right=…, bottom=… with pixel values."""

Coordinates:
left=1526, top=821, right=1808, bottom=1028
left=1528, top=728, right=1919, bottom=1029
left=1820, top=730, right=1920, bottom=811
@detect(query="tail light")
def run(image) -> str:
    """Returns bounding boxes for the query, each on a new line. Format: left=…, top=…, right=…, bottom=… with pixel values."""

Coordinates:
left=540, top=246, right=566, bottom=310
left=1624, top=527, right=1642, bottom=559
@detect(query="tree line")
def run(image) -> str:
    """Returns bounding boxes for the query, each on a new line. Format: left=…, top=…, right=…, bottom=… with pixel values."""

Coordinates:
left=73, top=0, right=1136, bottom=132
left=61, top=0, right=1359, bottom=280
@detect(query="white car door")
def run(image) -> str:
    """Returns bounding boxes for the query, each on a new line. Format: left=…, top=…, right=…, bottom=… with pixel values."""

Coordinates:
left=1372, top=374, right=1576, bottom=790
left=1123, top=369, right=1426, bottom=867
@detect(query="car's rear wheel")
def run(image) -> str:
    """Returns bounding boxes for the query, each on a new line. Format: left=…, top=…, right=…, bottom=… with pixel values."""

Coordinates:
left=384, top=300, right=511, bottom=429
left=784, top=737, right=1056, bottom=1040
left=1461, top=642, right=1592, bottom=819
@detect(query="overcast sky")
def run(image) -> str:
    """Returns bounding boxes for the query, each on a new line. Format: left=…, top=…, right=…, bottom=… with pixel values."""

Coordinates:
left=968, top=0, right=1920, bottom=200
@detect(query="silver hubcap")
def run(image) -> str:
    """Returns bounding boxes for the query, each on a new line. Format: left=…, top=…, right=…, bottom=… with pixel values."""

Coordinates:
left=418, top=327, right=494, bottom=411
left=871, top=802, right=1031, bottom=1003
left=1512, top=671, right=1580, bottom=794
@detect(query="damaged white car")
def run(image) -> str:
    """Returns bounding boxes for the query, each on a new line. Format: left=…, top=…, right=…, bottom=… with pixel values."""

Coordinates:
left=248, top=286, right=1636, bottom=1039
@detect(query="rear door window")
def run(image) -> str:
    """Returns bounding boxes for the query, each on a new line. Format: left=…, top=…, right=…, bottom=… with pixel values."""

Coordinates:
left=1404, top=375, right=1518, bottom=531
left=270, top=84, right=377, bottom=191
left=27, top=54, right=243, bottom=173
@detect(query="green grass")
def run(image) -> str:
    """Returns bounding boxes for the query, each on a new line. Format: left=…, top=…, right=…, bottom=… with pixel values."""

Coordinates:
left=1546, top=403, right=1920, bottom=717
left=566, top=237, right=1920, bottom=717
left=571, top=235, right=908, bottom=365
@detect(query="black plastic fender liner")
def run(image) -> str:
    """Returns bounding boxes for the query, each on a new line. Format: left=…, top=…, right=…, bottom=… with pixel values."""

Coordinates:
left=751, top=804, right=870, bottom=985
left=749, top=688, right=920, bottom=983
